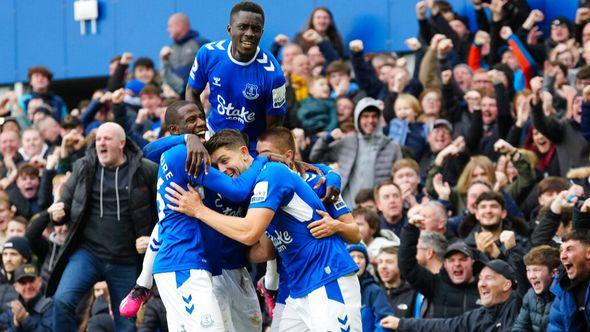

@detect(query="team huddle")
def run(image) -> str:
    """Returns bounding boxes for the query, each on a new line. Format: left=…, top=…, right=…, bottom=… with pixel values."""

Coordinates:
left=117, top=2, right=364, bottom=331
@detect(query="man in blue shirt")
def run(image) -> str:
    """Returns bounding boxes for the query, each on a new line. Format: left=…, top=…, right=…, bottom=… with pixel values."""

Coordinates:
left=166, top=130, right=362, bottom=332
left=121, top=101, right=266, bottom=331
left=185, top=1, right=287, bottom=169
left=253, top=127, right=361, bottom=331
left=149, top=101, right=226, bottom=332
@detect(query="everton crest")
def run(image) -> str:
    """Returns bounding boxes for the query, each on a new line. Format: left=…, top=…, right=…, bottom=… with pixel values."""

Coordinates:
left=242, top=83, right=260, bottom=100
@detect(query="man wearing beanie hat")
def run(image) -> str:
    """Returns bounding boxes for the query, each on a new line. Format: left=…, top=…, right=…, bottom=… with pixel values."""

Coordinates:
left=310, top=97, right=403, bottom=207
left=2, top=237, right=31, bottom=283
left=0, top=237, right=32, bottom=317
left=348, top=243, right=395, bottom=332
left=380, top=258, right=527, bottom=331
left=0, top=263, right=53, bottom=331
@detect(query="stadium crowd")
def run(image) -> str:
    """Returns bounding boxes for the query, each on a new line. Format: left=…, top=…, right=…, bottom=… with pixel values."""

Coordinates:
left=2, top=0, right=590, bottom=331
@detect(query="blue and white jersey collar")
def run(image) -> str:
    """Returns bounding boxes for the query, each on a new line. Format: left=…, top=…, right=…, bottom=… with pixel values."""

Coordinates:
left=226, top=41, right=260, bottom=66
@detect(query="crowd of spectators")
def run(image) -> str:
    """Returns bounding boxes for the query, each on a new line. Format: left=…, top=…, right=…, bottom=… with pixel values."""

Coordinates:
left=2, top=0, right=590, bottom=331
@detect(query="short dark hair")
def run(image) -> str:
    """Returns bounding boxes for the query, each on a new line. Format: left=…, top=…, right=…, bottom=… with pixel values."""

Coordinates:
left=538, top=177, right=570, bottom=196
left=27, top=66, right=53, bottom=82
left=258, top=127, right=296, bottom=154
left=352, top=207, right=380, bottom=238
left=164, top=100, right=194, bottom=127
left=9, top=216, right=28, bottom=227
left=354, top=188, right=374, bottom=206
left=378, top=245, right=398, bottom=256
left=205, top=129, right=249, bottom=154
left=17, top=164, right=39, bottom=179
left=133, top=57, right=154, bottom=70
left=140, top=84, right=162, bottom=97
left=230, top=1, right=265, bottom=24
left=524, top=245, right=561, bottom=270
left=561, top=229, right=590, bottom=245
left=326, top=60, right=351, bottom=76
left=475, top=190, right=505, bottom=209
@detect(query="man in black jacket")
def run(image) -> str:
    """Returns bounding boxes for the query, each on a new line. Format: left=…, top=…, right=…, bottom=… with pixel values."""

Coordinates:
left=399, top=214, right=480, bottom=318
left=47, top=122, right=158, bottom=332
left=0, top=263, right=52, bottom=331
left=376, top=246, right=416, bottom=318
left=382, top=259, right=527, bottom=331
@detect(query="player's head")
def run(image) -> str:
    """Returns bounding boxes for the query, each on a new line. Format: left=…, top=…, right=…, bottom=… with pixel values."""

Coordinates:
left=228, top=2, right=265, bottom=58
left=205, top=129, right=252, bottom=178
left=257, top=127, right=296, bottom=161
left=164, top=101, right=206, bottom=143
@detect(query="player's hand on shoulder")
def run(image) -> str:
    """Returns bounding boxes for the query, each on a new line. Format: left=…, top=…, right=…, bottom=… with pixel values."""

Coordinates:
left=307, top=210, right=341, bottom=239
left=294, top=161, right=325, bottom=178
left=185, top=134, right=210, bottom=177
left=165, top=183, right=204, bottom=218
left=322, top=186, right=340, bottom=204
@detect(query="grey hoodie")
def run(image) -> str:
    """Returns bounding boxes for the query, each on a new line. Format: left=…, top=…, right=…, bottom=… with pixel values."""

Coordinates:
left=310, top=97, right=402, bottom=207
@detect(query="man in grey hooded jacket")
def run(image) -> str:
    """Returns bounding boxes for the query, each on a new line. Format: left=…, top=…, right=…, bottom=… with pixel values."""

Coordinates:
left=310, top=97, right=402, bottom=207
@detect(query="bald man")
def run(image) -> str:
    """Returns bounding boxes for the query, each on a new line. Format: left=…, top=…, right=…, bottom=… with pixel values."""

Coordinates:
left=163, top=12, right=209, bottom=95
left=47, top=122, right=158, bottom=331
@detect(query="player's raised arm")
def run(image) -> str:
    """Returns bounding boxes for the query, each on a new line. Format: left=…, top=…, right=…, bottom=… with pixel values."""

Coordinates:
left=165, top=182, right=273, bottom=245
left=196, top=156, right=268, bottom=203
left=185, top=85, right=204, bottom=110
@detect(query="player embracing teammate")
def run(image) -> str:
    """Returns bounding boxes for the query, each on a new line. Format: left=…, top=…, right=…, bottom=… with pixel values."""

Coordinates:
left=118, top=1, right=363, bottom=331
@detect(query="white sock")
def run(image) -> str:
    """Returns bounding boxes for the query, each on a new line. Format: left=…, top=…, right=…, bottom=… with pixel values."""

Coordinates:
left=264, top=259, right=279, bottom=291
left=136, top=224, right=159, bottom=289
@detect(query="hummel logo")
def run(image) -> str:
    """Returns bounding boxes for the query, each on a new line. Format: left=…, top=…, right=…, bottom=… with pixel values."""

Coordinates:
left=256, top=53, right=275, bottom=72
left=213, top=77, right=221, bottom=87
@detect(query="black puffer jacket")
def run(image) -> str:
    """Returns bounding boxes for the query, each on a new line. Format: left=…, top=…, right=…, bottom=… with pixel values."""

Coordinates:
left=385, top=281, right=416, bottom=319
left=512, top=288, right=553, bottom=332
left=399, top=224, right=481, bottom=318
left=398, top=294, right=522, bottom=332
left=46, top=138, right=158, bottom=296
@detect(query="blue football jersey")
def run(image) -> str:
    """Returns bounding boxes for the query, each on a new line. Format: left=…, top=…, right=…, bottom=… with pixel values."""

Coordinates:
left=188, top=39, right=286, bottom=151
left=145, top=136, right=268, bottom=273
left=249, top=162, right=358, bottom=298
left=153, top=145, right=217, bottom=275
left=200, top=189, right=249, bottom=272
left=276, top=164, right=350, bottom=302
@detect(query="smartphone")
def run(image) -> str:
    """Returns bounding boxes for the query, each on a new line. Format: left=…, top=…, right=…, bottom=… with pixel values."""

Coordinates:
left=566, top=194, right=577, bottom=203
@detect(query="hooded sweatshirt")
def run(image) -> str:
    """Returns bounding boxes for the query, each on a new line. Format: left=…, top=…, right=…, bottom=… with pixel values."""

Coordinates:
left=82, top=158, right=136, bottom=264
left=342, top=102, right=385, bottom=205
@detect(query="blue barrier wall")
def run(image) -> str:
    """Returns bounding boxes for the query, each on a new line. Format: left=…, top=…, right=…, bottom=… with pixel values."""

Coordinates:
left=0, top=0, right=579, bottom=84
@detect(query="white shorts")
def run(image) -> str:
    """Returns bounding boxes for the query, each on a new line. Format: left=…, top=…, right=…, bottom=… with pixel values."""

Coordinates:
left=270, top=303, right=285, bottom=332
left=154, top=269, right=225, bottom=331
left=212, top=268, right=262, bottom=332
left=278, top=273, right=362, bottom=332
